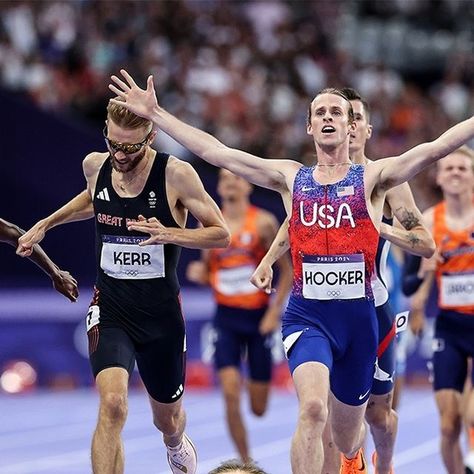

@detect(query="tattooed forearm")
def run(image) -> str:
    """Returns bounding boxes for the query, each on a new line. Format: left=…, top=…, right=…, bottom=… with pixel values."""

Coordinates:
left=396, top=207, right=420, bottom=230
left=408, top=232, right=422, bottom=248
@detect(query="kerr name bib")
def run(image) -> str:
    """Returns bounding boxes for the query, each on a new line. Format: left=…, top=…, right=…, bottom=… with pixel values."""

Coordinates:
left=302, top=253, right=365, bottom=300
left=440, top=273, right=474, bottom=307
left=100, top=235, right=165, bottom=280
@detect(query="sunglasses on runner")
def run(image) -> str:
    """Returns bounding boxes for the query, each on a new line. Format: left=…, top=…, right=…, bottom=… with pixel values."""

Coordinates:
left=103, top=125, right=152, bottom=155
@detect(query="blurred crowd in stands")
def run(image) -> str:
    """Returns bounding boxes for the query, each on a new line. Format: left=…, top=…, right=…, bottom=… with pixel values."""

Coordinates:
left=1, top=0, right=474, bottom=209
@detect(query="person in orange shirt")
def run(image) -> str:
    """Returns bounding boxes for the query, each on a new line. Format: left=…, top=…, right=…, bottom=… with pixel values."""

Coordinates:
left=187, top=169, right=292, bottom=463
left=411, top=146, right=474, bottom=474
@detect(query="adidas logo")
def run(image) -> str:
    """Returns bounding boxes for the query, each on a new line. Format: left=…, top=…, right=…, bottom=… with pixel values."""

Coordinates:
left=171, top=384, right=184, bottom=399
left=96, top=188, right=110, bottom=201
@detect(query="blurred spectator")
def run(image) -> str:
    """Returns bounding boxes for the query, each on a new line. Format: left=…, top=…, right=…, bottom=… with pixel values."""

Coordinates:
left=0, top=0, right=472, bottom=207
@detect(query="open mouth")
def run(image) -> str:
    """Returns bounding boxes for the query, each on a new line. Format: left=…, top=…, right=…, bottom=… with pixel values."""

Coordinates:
left=322, top=125, right=336, bottom=134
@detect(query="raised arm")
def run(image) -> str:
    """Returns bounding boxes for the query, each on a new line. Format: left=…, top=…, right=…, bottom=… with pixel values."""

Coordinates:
left=374, top=116, right=474, bottom=190
left=379, top=182, right=436, bottom=258
left=127, top=160, right=230, bottom=249
left=108, top=70, right=298, bottom=193
left=1, top=218, right=78, bottom=302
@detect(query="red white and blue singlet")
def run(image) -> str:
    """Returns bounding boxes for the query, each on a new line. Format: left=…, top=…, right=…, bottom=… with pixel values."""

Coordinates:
left=289, top=164, right=379, bottom=300
left=283, top=164, right=381, bottom=406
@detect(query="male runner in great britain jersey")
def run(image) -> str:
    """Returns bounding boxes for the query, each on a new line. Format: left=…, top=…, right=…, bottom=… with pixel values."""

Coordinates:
left=251, top=88, right=435, bottom=474
left=17, top=101, right=229, bottom=474
left=409, top=146, right=474, bottom=474
left=186, top=169, right=292, bottom=463
left=108, top=68, right=474, bottom=474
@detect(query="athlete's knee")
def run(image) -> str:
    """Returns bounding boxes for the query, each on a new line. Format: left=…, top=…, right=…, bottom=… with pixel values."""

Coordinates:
left=365, top=405, right=396, bottom=432
left=99, top=392, right=128, bottom=425
left=223, top=389, right=241, bottom=412
left=153, top=408, right=183, bottom=436
left=299, top=396, right=328, bottom=426
left=250, top=398, right=267, bottom=417
left=439, top=412, right=462, bottom=441
left=333, top=422, right=366, bottom=456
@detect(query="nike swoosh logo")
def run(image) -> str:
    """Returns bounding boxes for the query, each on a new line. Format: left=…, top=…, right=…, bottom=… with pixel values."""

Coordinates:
left=301, top=186, right=315, bottom=192
left=358, top=388, right=370, bottom=400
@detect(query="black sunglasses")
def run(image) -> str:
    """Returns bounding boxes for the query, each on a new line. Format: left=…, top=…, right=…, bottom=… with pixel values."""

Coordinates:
left=103, top=125, right=152, bottom=155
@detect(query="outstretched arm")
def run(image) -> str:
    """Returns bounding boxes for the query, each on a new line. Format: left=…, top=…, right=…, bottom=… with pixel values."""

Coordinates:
left=1, top=218, right=78, bottom=302
left=108, top=70, right=297, bottom=193
left=375, top=116, right=474, bottom=190
left=17, top=190, right=93, bottom=257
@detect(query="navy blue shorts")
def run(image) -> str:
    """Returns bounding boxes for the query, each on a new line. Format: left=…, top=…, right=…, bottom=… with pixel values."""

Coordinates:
left=282, top=295, right=377, bottom=406
left=214, top=305, right=273, bottom=382
left=372, top=301, right=396, bottom=396
left=432, top=310, right=474, bottom=392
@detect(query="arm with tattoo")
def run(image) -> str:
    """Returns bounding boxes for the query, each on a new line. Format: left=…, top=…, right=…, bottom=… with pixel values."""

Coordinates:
left=379, top=183, right=436, bottom=258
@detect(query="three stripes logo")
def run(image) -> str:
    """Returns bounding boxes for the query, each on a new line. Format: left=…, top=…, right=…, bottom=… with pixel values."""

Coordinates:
left=171, top=384, right=184, bottom=399
left=96, top=188, right=110, bottom=201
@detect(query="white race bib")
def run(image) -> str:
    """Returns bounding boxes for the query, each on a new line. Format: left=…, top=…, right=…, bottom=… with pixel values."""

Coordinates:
left=216, top=264, right=257, bottom=295
left=440, top=273, right=474, bottom=307
left=100, top=235, right=165, bottom=280
left=302, top=254, right=365, bottom=300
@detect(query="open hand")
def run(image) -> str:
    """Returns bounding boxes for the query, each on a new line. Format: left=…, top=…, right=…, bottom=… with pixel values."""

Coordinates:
left=109, top=70, right=158, bottom=121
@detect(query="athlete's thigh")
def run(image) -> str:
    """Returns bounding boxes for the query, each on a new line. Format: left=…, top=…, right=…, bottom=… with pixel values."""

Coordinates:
left=214, top=324, right=242, bottom=371
left=330, top=391, right=367, bottom=443
left=88, top=315, right=136, bottom=378
left=331, top=300, right=378, bottom=406
left=282, top=325, right=334, bottom=375
left=372, top=301, right=396, bottom=396
left=246, top=331, right=272, bottom=382
left=135, top=302, right=186, bottom=404
left=433, top=314, right=469, bottom=392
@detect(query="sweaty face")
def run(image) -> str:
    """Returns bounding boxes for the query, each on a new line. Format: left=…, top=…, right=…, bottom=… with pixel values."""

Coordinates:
left=349, top=100, right=372, bottom=154
left=436, top=153, right=474, bottom=196
left=106, top=120, right=151, bottom=173
left=217, top=169, right=252, bottom=201
left=307, top=93, right=354, bottom=148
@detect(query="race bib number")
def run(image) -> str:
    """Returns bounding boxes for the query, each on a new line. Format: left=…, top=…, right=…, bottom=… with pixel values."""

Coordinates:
left=440, top=273, right=474, bottom=307
left=100, top=235, right=165, bottom=280
left=216, top=264, right=257, bottom=295
left=302, top=254, right=365, bottom=300
left=86, top=305, right=100, bottom=332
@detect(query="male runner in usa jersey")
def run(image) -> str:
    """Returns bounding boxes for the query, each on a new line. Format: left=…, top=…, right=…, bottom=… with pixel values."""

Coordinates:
left=251, top=88, right=435, bottom=474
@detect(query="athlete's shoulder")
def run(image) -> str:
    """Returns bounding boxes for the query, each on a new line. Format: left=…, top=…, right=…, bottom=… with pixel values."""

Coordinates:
left=83, top=152, right=108, bottom=178
left=165, top=156, right=203, bottom=194
left=254, top=206, right=277, bottom=224
left=254, top=207, right=279, bottom=238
